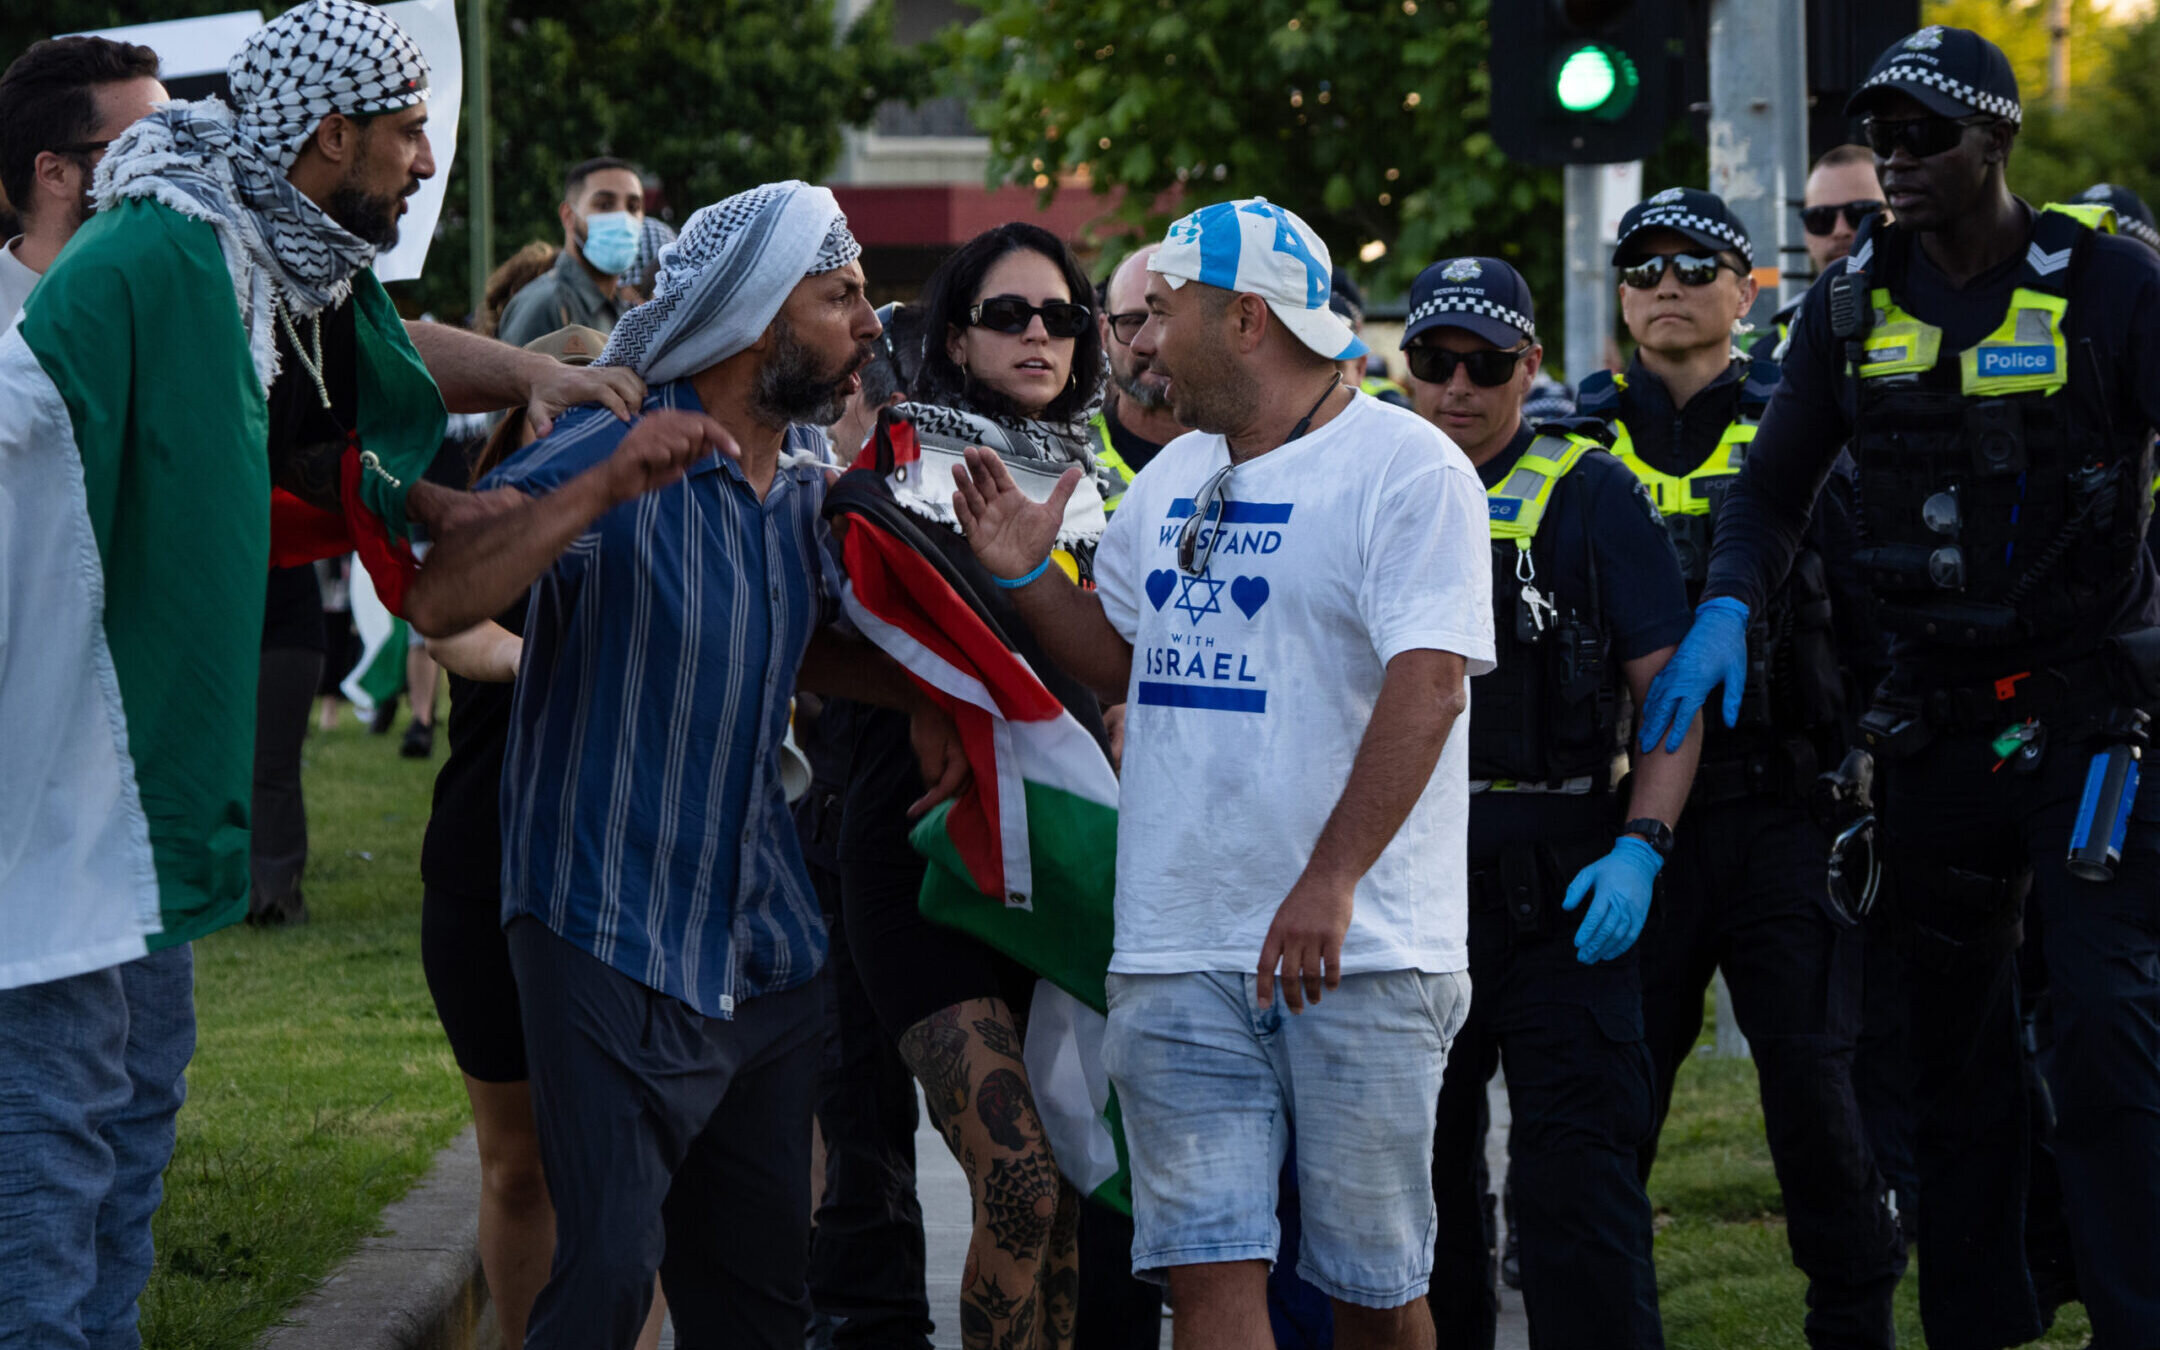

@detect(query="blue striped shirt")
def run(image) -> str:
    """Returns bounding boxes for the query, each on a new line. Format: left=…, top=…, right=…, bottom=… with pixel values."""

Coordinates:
left=483, top=381, right=836, bottom=1017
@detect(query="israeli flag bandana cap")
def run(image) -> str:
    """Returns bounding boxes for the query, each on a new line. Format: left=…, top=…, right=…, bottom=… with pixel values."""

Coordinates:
left=1845, top=25, right=2021, bottom=125
left=1149, top=197, right=1369, bottom=361
left=230, top=0, right=431, bottom=172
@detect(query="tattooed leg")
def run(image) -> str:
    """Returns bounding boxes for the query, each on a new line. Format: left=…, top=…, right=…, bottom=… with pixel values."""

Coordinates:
left=899, top=997, right=1068, bottom=1349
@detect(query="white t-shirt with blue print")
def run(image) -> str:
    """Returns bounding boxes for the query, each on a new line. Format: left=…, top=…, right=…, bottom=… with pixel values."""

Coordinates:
left=1095, top=392, right=1495, bottom=978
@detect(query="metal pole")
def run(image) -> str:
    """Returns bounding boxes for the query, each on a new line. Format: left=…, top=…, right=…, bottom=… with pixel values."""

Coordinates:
left=464, top=0, right=491, bottom=324
left=1563, top=163, right=1609, bottom=386
left=1707, top=0, right=1808, bottom=332
left=2048, top=0, right=2071, bottom=113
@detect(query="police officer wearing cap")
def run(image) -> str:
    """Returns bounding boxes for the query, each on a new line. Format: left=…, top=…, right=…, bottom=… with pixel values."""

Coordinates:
left=1642, top=25, right=2160, bottom=1347
left=1585, top=187, right=1906, bottom=1348
left=1406, top=256, right=1699, bottom=1350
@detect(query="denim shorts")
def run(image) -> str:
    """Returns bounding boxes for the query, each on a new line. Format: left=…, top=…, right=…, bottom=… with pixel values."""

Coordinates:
left=1102, top=967, right=1470, bottom=1309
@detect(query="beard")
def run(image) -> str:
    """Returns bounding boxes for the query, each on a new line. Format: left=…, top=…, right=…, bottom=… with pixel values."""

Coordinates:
left=1111, top=356, right=1171, bottom=411
left=325, top=180, right=406, bottom=248
left=325, top=138, right=412, bottom=249
left=754, top=318, right=871, bottom=428
left=1165, top=340, right=1256, bottom=436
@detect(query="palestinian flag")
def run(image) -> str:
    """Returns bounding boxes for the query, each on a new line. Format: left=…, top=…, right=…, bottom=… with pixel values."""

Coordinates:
left=0, top=198, right=440, bottom=988
left=826, top=417, right=1130, bottom=1212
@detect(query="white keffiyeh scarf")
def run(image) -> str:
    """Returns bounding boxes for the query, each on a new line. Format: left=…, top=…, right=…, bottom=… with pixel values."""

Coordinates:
left=598, top=180, right=862, bottom=385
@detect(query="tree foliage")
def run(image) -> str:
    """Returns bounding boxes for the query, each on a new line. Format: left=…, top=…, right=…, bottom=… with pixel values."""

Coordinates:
left=9, top=0, right=913, bottom=319
left=944, top=0, right=1702, bottom=327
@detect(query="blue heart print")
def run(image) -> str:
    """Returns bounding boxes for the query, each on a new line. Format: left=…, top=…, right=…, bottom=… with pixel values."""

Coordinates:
left=1231, top=575, right=1270, bottom=619
left=1146, top=569, right=1177, bottom=611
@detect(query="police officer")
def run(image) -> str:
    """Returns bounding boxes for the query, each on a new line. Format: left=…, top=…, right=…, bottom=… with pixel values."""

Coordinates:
left=1409, top=257, right=1700, bottom=1349
left=1585, top=188, right=1904, bottom=1349
left=1642, top=27, right=2160, bottom=1348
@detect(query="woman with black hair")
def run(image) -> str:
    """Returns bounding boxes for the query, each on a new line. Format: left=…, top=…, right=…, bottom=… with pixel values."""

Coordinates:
left=837, top=222, right=1117, bottom=1350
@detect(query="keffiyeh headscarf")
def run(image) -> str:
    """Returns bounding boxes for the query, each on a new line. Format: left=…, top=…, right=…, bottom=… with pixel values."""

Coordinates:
left=93, top=0, right=429, bottom=391
left=598, top=180, right=862, bottom=384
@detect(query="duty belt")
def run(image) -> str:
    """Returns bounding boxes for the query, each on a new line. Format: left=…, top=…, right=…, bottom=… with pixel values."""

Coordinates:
left=1688, top=738, right=1820, bottom=809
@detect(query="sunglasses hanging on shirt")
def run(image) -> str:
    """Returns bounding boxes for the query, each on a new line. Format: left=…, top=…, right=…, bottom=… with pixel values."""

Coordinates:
left=1617, top=253, right=1742, bottom=291
left=1800, top=199, right=1886, bottom=237
left=1863, top=114, right=1996, bottom=161
left=968, top=295, right=1093, bottom=339
left=1405, top=342, right=1532, bottom=388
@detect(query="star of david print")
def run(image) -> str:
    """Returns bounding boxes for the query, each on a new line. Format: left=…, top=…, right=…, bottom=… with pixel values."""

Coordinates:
left=1174, top=574, right=1225, bottom=626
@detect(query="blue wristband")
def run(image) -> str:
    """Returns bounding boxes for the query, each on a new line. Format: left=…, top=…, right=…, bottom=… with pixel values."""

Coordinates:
left=992, top=556, right=1053, bottom=589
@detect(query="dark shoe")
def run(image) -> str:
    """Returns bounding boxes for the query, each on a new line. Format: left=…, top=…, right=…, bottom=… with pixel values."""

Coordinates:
left=369, top=696, right=399, bottom=734
left=247, top=889, right=310, bottom=927
left=400, top=720, right=434, bottom=758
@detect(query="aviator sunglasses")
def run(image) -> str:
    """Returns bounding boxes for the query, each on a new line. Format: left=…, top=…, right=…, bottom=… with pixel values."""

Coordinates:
left=967, top=294, right=1093, bottom=339
left=1406, top=341, right=1533, bottom=388
left=1800, top=199, right=1885, bottom=236
left=1618, top=252, right=1742, bottom=291
left=1863, top=113, right=1995, bottom=161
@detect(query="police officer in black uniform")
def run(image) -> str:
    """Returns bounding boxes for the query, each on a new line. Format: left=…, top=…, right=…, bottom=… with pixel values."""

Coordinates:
left=1642, top=27, right=2160, bottom=1348
left=1584, top=189, right=1905, bottom=1349
left=1410, top=257, right=1701, bottom=1350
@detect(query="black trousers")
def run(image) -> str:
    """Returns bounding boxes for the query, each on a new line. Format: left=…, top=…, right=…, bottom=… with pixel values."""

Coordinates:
left=1879, top=727, right=2160, bottom=1350
left=806, top=858, right=935, bottom=1350
left=1432, top=893, right=1662, bottom=1350
left=509, top=918, right=821, bottom=1350
left=1640, top=794, right=1902, bottom=1350
left=249, top=647, right=323, bottom=918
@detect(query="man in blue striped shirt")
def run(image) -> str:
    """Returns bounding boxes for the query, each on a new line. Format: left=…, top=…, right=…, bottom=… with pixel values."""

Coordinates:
left=461, top=182, right=966, bottom=1350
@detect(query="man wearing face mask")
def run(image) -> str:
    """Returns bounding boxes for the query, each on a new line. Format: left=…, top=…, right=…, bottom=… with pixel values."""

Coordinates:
left=1581, top=189, right=1904, bottom=1349
left=496, top=155, right=645, bottom=348
left=1643, top=27, right=2160, bottom=1347
left=0, top=35, right=167, bottom=324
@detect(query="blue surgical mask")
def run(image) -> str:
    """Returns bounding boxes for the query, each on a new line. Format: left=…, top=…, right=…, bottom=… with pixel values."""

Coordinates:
left=580, top=210, right=640, bottom=276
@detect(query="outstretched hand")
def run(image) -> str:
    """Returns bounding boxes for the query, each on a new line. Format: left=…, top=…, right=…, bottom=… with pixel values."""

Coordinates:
left=951, top=445, right=1079, bottom=582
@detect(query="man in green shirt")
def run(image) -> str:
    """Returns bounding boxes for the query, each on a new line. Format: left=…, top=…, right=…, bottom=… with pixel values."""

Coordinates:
left=0, top=5, right=714, bottom=1343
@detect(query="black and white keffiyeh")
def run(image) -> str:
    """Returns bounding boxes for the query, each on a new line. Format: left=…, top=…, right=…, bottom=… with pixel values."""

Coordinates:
left=231, top=0, right=430, bottom=170
left=92, top=0, right=429, bottom=391
left=597, top=181, right=862, bottom=384
left=884, top=400, right=1112, bottom=549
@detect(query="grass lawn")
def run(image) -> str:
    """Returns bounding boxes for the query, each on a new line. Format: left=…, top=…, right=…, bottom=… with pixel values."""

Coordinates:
left=1651, top=1047, right=2094, bottom=1348
left=137, top=709, right=2099, bottom=1348
left=140, top=708, right=470, bottom=1350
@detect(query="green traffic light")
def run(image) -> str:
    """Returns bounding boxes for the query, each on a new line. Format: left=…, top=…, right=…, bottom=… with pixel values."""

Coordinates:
left=1554, top=42, right=1639, bottom=119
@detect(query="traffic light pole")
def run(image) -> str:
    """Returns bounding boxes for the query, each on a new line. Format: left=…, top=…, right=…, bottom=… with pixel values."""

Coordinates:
left=1707, top=0, right=1810, bottom=332
left=1562, top=165, right=1612, bottom=385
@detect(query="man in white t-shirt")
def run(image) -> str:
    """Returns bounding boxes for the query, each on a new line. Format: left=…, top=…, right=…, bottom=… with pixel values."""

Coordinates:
left=952, top=197, right=1494, bottom=1350
left=0, top=37, right=168, bottom=325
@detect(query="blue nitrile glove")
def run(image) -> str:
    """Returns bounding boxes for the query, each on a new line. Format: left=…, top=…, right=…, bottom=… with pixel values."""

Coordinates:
left=1637, top=597, right=1751, bottom=754
left=1564, top=835, right=1665, bottom=964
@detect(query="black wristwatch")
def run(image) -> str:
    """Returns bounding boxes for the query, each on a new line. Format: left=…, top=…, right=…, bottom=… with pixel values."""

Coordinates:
left=1622, top=818, right=1675, bottom=859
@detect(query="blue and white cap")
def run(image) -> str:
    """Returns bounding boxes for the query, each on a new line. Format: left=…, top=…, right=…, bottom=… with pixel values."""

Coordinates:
left=1149, top=198, right=1368, bottom=361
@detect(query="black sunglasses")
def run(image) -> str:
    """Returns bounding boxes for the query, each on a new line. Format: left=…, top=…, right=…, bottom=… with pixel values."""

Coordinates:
left=49, top=138, right=113, bottom=159
left=1618, top=252, right=1741, bottom=290
left=1863, top=114, right=1995, bottom=161
left=968, top=295, right=1092, bottom=339
left=1105, top=310, right=1147, bottom=345
left=1800, top=199, right=1885, bottom=236
left=1406, top=341, right=1532, bottom=388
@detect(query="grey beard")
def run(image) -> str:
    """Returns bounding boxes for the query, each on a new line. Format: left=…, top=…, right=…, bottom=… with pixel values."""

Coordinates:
left=1113, top=363, right=1170, bottom=412
left=754, top=319, right=860, bottom=428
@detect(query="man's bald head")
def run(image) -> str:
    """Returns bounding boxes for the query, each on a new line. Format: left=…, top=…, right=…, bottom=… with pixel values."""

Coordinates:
left=1103, top=242, right=1170, bottom=410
